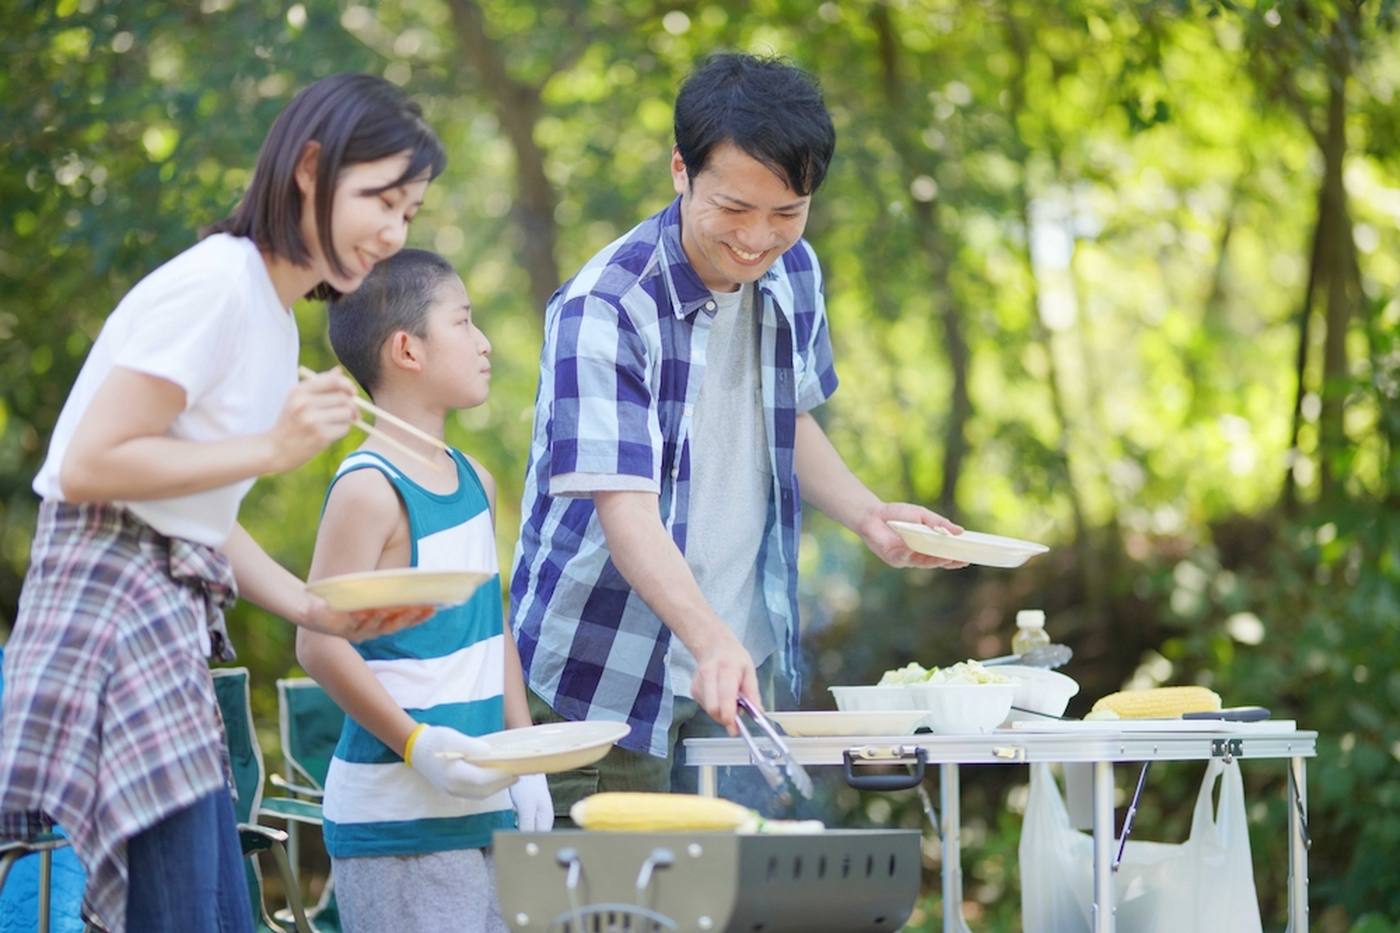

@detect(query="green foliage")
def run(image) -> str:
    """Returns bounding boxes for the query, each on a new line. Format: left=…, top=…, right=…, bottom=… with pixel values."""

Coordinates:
left=2, top=0, right=1398, bottom=927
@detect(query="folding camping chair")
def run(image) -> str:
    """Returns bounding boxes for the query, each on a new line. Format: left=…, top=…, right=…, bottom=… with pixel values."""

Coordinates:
left=0, top=645, right=94, bottom=933
left=210, top=667, right=312, bottom=933
left=258, top=677, right=345, bottom=932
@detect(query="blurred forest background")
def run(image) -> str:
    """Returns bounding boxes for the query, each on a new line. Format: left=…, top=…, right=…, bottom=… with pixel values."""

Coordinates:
left=3, top=0, right=1398, bottom=930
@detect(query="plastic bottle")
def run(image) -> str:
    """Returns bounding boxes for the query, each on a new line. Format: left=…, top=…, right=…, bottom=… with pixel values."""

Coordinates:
left=1011, top=609, right=1051, bottom=656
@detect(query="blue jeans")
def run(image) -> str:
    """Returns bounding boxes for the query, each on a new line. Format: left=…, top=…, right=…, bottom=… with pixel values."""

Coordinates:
left=125, top=787, right=252, bottom=933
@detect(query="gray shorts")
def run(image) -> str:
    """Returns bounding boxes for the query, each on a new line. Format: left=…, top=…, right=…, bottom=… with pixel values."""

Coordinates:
left=332, top=848, right=507, bottom=933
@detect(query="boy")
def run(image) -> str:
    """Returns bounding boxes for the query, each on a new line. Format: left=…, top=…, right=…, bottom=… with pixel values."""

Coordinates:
left=298, top=248, right=552, bottom=933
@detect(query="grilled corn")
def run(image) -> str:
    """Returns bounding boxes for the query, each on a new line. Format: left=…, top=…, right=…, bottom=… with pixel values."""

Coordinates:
left=1090, top=686, right=1222, bottom=719
left=570, top=792, right=753, bottom=832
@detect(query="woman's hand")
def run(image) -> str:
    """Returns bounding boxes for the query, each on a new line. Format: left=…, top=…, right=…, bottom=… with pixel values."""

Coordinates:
left=263, top=369, right=359, bottom=473
left=300, top=595, right=436, bottom=642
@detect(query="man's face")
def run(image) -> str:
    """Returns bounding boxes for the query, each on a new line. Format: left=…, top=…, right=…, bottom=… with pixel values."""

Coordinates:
left=672, top=141, right=811, bottom=293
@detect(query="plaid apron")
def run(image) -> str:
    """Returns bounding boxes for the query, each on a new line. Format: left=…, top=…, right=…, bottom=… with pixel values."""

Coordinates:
left=0, top=501, right=237, bottom=932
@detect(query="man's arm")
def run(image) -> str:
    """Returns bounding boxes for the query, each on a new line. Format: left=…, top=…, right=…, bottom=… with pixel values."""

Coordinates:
left=593, top=490, right=758, bottom=733
left=794, top=412, right=966, bottom=570
left=295, top=470, right=424, bottom=758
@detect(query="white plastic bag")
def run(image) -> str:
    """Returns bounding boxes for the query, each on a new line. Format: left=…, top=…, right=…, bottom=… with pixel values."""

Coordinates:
left=1019, top=759, right=1263, bottom=933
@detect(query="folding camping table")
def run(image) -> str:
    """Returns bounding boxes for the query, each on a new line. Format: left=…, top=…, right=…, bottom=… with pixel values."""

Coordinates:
left=685, top=721, right=1316, bottom=932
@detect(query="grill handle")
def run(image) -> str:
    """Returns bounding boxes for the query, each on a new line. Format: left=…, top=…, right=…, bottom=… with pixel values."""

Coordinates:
left=843, top=746, right=927, bottom=791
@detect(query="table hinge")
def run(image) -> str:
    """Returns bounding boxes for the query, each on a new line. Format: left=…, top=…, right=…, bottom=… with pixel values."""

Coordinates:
left=1211, top=738, right=1244, bottom=761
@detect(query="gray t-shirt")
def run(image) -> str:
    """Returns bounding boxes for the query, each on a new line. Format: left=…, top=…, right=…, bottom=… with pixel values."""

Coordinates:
left=669, top=283, right=777, bottom=697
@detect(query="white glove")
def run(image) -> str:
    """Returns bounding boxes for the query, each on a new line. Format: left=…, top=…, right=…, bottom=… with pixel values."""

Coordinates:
left=405, top=725, right=517, bottom=799
left=509, top=773, right=555, bottom=832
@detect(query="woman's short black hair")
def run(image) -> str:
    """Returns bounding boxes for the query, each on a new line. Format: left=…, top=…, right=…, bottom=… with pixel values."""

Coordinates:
left=674, top=53, right=835, bottom=197
left=205, top=73, right=446, bottom=300
left=328, top=248, right=458, bottom=396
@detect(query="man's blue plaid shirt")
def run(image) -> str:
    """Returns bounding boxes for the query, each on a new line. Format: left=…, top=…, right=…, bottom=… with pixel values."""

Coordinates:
left=509, top=197, right=839, bottom=756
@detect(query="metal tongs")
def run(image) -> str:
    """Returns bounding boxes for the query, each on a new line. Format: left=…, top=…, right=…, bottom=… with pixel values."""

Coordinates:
left=981, top=643, right=1073, bottom=669
left=735, top=696, right=814, bottom=804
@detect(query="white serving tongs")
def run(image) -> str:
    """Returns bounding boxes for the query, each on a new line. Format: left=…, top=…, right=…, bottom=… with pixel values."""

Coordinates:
left=735, top=696, right=814, bottom=803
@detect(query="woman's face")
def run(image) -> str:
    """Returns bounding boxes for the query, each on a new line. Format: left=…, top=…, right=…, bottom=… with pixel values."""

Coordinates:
left=300, top=149, right=430, bottom=294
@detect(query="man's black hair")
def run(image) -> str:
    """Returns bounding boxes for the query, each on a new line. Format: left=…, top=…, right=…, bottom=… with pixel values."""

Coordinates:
left=674, top=53, right=835, bottom=197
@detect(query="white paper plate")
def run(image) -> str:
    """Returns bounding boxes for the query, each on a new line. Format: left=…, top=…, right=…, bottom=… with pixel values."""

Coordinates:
left=766, top=710, right=928, bottom=737
left=436, top=720, right=632, bottom=775
left=887, top=522, right=1049, bottom=568
left=306, top=569, right=490, bottom=612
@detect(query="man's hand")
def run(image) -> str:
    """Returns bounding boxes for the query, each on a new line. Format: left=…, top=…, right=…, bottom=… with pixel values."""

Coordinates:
left=689, top=627, right=762, bottom=734
left=858, top=502, right=968, bottom=570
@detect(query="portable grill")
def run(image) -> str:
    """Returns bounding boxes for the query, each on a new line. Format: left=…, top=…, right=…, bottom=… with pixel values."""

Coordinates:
left=494, top=829, right=922, bottom=932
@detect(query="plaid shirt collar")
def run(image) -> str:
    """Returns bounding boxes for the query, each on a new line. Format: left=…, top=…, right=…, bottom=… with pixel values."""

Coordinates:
left=656, top=197, right=787, bottom=321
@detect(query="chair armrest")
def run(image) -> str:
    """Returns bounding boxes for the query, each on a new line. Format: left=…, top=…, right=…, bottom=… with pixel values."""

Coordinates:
left=259, top=796, right=325, bottom=827
left=0, top=834, right=70, bottom=857
left=270, top=773, right=325, bottom=799
left=237, top=822, right=290, bottom=856
left=241, top=823, right=312, bottom=932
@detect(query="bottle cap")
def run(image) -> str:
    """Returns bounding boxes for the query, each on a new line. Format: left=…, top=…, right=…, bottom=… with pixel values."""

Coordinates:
left=1016, top=609, right=1046, bottom=629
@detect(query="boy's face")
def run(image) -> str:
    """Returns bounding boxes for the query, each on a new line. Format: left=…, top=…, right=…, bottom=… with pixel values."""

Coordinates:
left=416, top=275, right=492, bottom=409
left=672, top=141, right=811, bottom=294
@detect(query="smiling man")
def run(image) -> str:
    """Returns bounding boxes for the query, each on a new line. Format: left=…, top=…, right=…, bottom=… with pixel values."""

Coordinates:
left=509, top=54, right=964, bottom=815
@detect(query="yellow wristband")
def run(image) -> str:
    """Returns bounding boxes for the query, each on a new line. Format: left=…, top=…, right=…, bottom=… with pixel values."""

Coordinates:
left=403, top=723, right=428, bottom=767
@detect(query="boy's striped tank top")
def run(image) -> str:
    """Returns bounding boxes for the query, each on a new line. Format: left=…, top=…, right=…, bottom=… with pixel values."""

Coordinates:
left=321, top=449, right=515, bottom=857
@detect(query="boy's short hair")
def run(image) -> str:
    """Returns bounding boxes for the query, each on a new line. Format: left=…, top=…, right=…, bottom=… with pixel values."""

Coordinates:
left=674, top=53, right=835, bottom=197
left=328, top=248, right=458, bottom=396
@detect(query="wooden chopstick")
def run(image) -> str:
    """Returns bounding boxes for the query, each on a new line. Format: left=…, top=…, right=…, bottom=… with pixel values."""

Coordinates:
left=349, top=417, right=443, bottom=471
left=298, top=366, right=446, bottom=471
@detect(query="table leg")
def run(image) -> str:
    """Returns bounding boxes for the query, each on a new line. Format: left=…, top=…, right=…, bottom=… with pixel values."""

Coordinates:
left=939, top=763, right=972, bottom=933
left=698, top=765, right=717, bottom=798
left=1092, top=760, right=1115, bottom=933
left=38, top=847, right=52, bottom=933
left=1287, top=756, right=1309, bottom=933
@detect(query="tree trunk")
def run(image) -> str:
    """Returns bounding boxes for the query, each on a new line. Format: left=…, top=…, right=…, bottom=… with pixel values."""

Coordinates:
left=444, top=0, right=561, bottom=315
left=1282, top=197, right=1323, bottom=513
left=868, top=2, right=971, bottom=516
left=1314, top=13, right=1356, bottom=501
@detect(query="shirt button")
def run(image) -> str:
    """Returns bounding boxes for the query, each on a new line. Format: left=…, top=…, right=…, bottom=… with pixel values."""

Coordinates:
left=704, top=301, right=716, bottom=311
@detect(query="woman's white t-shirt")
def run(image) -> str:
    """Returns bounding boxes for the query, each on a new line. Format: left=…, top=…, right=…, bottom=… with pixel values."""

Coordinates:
left=33, top=233, right=299, bottom=548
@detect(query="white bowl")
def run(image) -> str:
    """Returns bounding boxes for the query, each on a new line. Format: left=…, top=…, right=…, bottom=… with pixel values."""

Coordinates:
left=902, top=683, right=1015, bottom=733
left=995, top=666, right=1080, bottom=723
left=829, top=685, right=915, bottom=712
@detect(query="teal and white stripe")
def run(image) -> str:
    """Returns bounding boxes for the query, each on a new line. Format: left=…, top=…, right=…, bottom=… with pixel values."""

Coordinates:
left=322, top=449, right=515, bottom=858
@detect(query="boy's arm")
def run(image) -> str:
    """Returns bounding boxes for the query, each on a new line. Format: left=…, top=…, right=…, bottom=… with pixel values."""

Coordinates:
left=296, top=470, right=422, bottom=758
left=466, top=455, right=533, bottom=731
left=502, top=620, right=533, bottom=730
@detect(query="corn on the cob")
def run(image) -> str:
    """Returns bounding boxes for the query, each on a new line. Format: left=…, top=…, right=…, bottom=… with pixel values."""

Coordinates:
left=1090, top=686, right=1222, bottom=719
left=570, top=792, right=752, bottom=832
